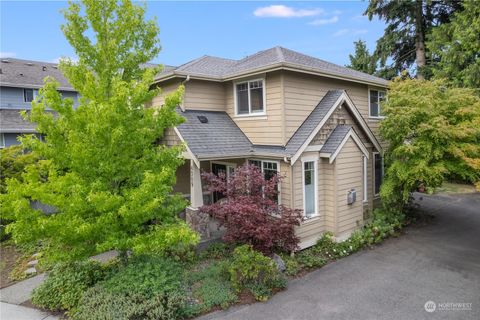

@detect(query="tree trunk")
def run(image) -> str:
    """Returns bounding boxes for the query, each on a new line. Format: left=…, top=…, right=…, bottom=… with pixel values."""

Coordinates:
left=414, top=0, right=426, bottom=79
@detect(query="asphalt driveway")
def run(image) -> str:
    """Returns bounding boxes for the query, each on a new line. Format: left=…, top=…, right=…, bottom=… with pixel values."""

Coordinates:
left=199, top=193, right=480, bottom=320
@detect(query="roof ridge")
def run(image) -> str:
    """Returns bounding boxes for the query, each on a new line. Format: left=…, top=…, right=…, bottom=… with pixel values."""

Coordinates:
left=276, top=46, right=285, bottom=62
left=175, top=55, right=211, bottom=71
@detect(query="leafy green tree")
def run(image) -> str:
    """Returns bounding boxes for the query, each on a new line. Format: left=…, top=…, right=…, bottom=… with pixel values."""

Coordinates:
left=380, top=79, right=480, bottom=210
left=365, top=0, right=462, bottom=79
left=346, top=40, right=378, bottom=75
left=2, top=0, right=198, bottom=262
left=428, top=0, right=480, bottom=90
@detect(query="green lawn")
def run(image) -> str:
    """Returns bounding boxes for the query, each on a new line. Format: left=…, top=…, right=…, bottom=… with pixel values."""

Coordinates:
left=434, top=182, right=477, bottom=194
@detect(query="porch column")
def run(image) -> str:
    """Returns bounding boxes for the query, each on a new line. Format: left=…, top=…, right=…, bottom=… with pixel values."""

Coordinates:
left=189, top=159, right=204, bottom=208
left=186, top=159, right=210, bottom=238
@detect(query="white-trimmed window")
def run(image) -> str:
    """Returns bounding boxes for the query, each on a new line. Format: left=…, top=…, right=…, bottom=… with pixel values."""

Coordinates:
left=369, top=90, right=386, bottom=118
left=373, top=153, right=384, bottom=196
left=24, top=89, right=38, bottom=103
left=235, top=79, right=265, bottom=116
left=363, top=155, right=368, bottom=202
left=302, top=158, right=318, bottom=218
left=248, top=159, right=280, bottom=203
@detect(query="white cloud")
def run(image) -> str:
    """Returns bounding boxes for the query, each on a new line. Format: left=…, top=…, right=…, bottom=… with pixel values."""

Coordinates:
left=333, top=28, right=367, bottom=37
left=0, top=52, right=16, bottom=58
left=254, top=5, right=323, bottom=18
left=309, top=16, right=339, bottom=26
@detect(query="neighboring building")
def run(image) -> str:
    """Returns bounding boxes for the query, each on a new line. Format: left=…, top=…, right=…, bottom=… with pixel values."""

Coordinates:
left=153, top=46, right=388, bottom=248
left=0, top=58, right=79, bottom=148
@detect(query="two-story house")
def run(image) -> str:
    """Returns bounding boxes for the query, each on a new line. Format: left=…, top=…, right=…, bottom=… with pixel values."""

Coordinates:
left=152, top=46, right=388, bottom=249
left=0, top=58, right=79, bottom=148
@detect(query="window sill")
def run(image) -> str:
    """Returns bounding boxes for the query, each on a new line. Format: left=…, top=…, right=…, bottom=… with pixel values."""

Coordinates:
left=233, top=115, right=267, bottom=121
left=368, top=116, right=385, bottom=121
left=302, top=215, right=320, bottom=224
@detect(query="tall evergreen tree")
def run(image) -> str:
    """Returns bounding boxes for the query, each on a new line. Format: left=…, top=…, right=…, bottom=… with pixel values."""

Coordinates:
left=346, top=40, right=377, bottom=75
left=2, top=0, right=198, bottom=262
left=428, top=0, right=480, bottom=90
left=365, top=0, right=462, bottom=79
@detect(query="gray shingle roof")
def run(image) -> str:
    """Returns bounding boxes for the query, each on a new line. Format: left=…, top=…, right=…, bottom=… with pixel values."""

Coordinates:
left=157, top=46, right=388, bottom=86
left=0, top=109, right=36, bottom=133
left=0, top=58, right=170, bottom=91
left=176, top=109, right=295, bottom=159
left=285, top=90, right=344, bottom=156
left=176, top=109, right=253, bottom=159
left=321, top=125, right=352, bottom=154
left=0, top=58, right=74, bottom=90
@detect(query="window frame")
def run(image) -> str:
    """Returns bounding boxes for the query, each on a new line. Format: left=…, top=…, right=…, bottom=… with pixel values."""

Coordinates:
left=368, top=89, right=386, bottom=119
left=23, top=88, right=38, bottom=103
left=233, top=78, right=266, bottom=117
left=373, top=152, right=384, bottom=197
left=247, top=159, right=281, bottom=204
left=0, top=133, right=5, bottom=149
left=301, top=156, right=318, bottom=219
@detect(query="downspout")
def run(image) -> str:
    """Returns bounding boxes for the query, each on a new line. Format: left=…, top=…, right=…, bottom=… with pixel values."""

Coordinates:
left=179, top=75, right=190, bottom=111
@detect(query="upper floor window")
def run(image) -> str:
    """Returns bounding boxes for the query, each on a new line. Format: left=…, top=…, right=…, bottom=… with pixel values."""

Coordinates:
left=369, top=89, right=385, bottom=118
left=235, top=79, right=265, bottom=116
left=24, top=89, right=38, bottom=103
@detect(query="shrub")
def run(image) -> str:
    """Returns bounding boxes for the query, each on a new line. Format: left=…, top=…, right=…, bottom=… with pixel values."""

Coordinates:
left=72, top=286, right=185, bottom=320
left=279, top=253, right=301, bottom=277
left=184, top=260, right=237, bottom=316
left=31, top=260, right=108, bottom=311
left=130, top=223, right=199, bottom=262
left=228, top=245, right=285, bottom=301
left=199, top=242, right=232, bottom=260
left=201, top=163, right=302, bottom=255
left=72, top=255, right=187, bottom=320
left=295, top=250, right=327, bottom=269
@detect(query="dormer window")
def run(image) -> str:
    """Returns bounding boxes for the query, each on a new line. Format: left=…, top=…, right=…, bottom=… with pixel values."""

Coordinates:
left=24, top=89, right=38, bottom=103
left=235, top=79, right=265, bottom=116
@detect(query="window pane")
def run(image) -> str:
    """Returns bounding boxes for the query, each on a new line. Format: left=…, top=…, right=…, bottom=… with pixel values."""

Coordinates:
left=378, top=91, right=386, bottom=116
left=24, top=89, right=34, bottom=102
left=250, top=84, right=263, bottom=113
left=304, top=161, right=315, bottom=216
left=370, top=90, right=378, bottom=117
left=248, top=160, right=262, bottom=169
left=236, top=83, right=249, bottom=114
left=374, top=154, right=383, bottom=195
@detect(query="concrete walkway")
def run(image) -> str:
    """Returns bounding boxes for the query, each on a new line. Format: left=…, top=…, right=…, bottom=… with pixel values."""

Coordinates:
left=0, top=250, right=118, bottom=319
left=0, top=274, right=46, bottom=305
left=199, top=193, right=480, bottom=320
left=0, top=302, right=59, bottom=320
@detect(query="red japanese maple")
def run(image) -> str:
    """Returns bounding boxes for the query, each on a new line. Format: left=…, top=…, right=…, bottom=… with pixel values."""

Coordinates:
left=200, top=163, right=302, bottom=255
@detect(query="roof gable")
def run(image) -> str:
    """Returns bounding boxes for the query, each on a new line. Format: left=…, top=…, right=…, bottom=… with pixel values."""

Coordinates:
left=288, top=90, right=382, bottom=164
left=319, top=125, right=369, bottom=163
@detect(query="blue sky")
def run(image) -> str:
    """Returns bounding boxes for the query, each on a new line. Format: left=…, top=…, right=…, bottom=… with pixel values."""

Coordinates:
left=1, top=1, right=385, bottom=67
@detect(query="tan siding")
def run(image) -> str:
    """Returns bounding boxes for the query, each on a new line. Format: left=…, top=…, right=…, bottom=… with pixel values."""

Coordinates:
left=283, top=70, right=379, bottom=141
left=280, top=161, right=292, bottom=207
left=160, top=127, right=181, bottom=147
left=150, top=79, right=183, bottom=108
left=335, top=138, right=364, bottom=236
left=225, top=71, right=284, bottom=145
left=184, top=80, right=226, bottom=111
left=173, top=162, right=190, bottom=194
